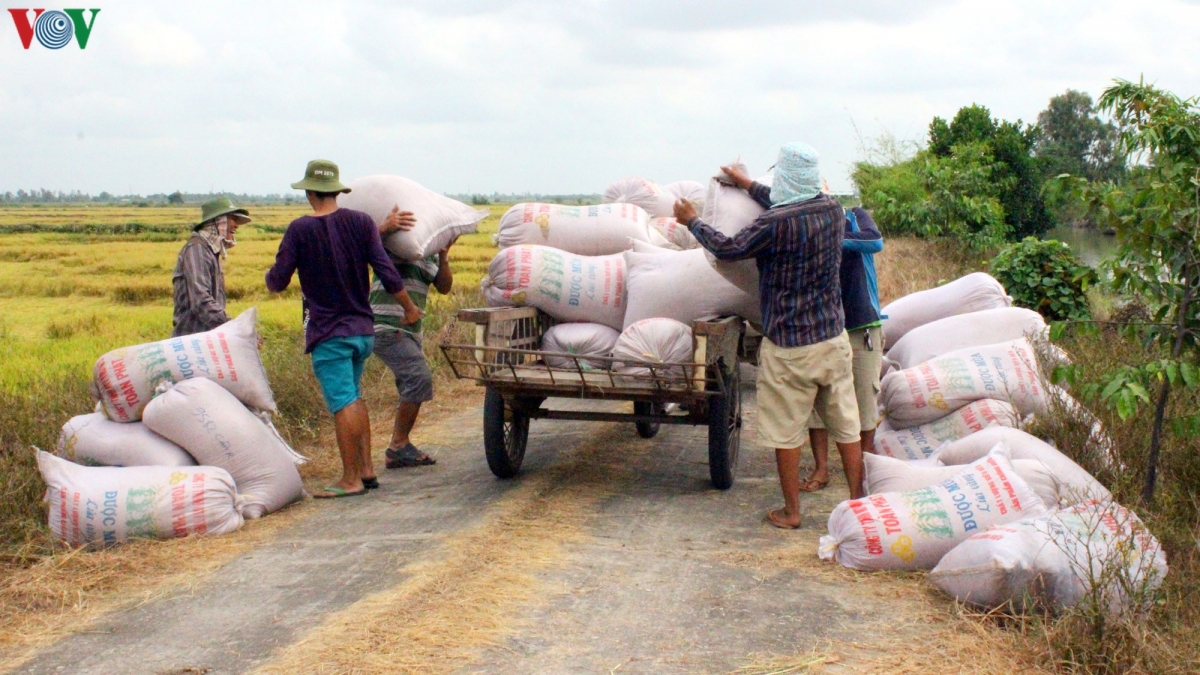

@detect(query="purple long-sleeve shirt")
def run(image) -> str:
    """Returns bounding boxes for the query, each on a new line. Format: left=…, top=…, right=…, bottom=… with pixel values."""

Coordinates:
left=266, top=208, right=405, bottom=353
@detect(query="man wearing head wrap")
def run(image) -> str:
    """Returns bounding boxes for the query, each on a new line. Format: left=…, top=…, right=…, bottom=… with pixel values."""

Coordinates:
left=172, top=196, right=251, bottom=337
left=674, top=143, right=864, bottom=530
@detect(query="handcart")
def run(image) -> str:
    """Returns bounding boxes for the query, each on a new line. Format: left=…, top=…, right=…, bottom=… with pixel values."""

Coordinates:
left=440, top=307, right=745, bottom=489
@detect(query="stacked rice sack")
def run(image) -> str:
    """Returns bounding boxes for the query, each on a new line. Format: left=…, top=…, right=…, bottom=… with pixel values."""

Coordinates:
left=484, top=172, right=761, bottom=376
left=41, top=309, right=305, bottom=548
left=822, top=274, right=1166, bottom=614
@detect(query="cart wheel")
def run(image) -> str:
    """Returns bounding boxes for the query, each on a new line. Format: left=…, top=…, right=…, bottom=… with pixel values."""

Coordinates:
left=634, top=401, right=661, bottom=439
left=483, top=387, right=529, bottom=479
left=707, top=360, right=742, bottom=490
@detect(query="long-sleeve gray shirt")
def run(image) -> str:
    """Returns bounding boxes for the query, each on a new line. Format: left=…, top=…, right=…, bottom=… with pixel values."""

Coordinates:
left=172, top=235, right=229, bottom=337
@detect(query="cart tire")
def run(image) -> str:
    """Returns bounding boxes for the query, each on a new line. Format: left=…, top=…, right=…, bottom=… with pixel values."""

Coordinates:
left=707, top=360, right=741, bottom=490
left=483, top=387, right=529, bottom=479
left=634, top=401, right=661, bottom=439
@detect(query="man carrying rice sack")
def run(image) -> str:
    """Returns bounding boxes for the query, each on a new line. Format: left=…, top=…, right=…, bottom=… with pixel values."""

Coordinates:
left=266, top=159, right=423, bottom=499
left=674, top=142, right=864, bottom=530
left=172, top=197, right=251, bottom=337
left=804, top=206, right=885, bottom=492
left=369, top=208, right=455, bottom=468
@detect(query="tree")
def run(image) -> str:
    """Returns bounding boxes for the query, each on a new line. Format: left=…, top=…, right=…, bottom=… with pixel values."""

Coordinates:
left=929, top=104, right=1052, bottom=239
left=167, top=191, right=184, bottom=205
left=1057, top=78, right=1200, bottom=504
left=1035, top=90, right=1125, bottom=183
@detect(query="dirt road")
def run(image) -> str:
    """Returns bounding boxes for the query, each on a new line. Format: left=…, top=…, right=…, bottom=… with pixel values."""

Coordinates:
left=15, top=365, right=957, bottom=674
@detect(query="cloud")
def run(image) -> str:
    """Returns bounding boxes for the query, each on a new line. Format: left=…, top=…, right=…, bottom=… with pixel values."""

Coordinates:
left=1, top=0, right=1199, bottom=195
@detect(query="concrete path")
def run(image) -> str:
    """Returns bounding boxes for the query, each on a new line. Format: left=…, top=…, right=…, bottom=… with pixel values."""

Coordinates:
left=16, top=365, right=936, bottom=674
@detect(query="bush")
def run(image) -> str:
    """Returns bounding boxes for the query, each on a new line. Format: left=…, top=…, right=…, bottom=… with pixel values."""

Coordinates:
left=991, top=237, right=1094, bottom=321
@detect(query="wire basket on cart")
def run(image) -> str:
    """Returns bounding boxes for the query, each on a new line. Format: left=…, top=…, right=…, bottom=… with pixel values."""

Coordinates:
left=440, top=306, right=744, bottom=489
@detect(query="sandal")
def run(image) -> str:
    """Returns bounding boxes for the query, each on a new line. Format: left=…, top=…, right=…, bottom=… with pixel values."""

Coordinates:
left=798, top=477, right=829, bottom=493
left=385, top=443, right=436, bottom=469
left=313, top=486, right=368, bottom=499
left=362, top=476, right=380, bottom=490
left=766, top=509, right=802, bottom=530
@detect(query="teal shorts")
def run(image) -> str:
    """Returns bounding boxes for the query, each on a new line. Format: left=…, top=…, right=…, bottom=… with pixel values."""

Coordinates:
left=311, top=335, right=375, bottom=414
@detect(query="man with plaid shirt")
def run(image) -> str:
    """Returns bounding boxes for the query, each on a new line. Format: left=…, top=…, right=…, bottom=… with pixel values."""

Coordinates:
left=674, top=142, right=864, bottom=529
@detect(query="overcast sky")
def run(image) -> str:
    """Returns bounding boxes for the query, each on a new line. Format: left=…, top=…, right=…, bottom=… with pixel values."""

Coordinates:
left=2, top=0, right=1198, bottom=196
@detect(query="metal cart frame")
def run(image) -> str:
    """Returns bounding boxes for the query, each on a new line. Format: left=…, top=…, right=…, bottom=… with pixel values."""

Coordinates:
left=440, top=307, right=744, bottom=489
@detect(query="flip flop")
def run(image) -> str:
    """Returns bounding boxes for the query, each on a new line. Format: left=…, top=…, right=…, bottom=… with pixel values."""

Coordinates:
left=385, top=444, right=436, bottom=469
left=362, top=477, right=380, bottom=490
left=766, top=509, right=802, bottom=530
left=798, top=477, right=829, bottom=493
left=313, top=486, right=368, bottom=499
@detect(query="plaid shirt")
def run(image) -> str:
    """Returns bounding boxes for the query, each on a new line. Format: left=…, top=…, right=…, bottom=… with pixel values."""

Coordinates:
left=687, top=184, right=846, bottom=348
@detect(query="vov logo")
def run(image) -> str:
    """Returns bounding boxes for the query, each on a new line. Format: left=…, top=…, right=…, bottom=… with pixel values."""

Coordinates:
left=7, top=8, right=99, bottom=49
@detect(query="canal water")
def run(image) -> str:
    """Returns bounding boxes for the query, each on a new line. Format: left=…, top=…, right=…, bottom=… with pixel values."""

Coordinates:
left=1044, top=225, right=1118, bottom=267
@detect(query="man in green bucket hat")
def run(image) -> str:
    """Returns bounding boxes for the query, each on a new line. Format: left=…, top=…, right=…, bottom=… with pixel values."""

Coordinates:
left=267, top=159, right=422, bottom=498
left=172, top=196, right=251, bottom=337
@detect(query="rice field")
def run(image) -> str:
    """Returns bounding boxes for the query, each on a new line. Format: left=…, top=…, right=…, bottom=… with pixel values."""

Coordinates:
left=0, top=203, right=508, bottom=559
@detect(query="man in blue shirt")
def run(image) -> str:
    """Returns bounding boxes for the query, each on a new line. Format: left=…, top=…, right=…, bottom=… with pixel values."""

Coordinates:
left=803, top=207, right=885, bottom=492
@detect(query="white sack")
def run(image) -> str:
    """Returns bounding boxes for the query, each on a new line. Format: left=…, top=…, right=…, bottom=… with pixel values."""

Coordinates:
left=340, top=175, right=487, bottom=261
left=883, top=307, right=1047, bottom=376
left=143, top=378, right=303, bottom=519
left=932, top=426, right=1111, bottom=504
left=649, top=217, right=699, bottom=250
left=628, top=238, right=678, bottom=254
left=603, top=177, right=677, bottom=218
left=873, top=399, right=1022, bottom=460
left=864, top=444, right=1061, bottom=509
left=482, top=245, right=627, bottom=331
left=699, top=159, right=765, bottom=297
left=612, top=318, right=693, bottom=378
left=496, top=202, right=651, bottom=256
left=880, top=338, right=1048, bottom=428
left=623, top=248, right=761, bottom=329
left=819, top=449, right=1048, bottom=571
left=90, top=309, right=275, bottom=423
left=541, top=323, right=620, bottom=370
left=931, top=500, right=1168, bottom=613
left=57, top=413, right=195, bottom=468
left=39, top=450, right=242, bottom=546
left=663, top=180, right=706, bottom=210
left=881, top=273, right=1013, bottom=350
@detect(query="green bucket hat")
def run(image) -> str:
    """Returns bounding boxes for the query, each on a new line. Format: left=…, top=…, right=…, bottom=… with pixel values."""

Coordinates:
left=197, top=196, right=251, bottom=228
left=290, top=159, right=351, bottom=194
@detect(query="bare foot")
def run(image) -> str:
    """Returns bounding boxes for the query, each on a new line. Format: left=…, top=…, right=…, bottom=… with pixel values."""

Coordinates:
left=766, top=508, right=801, bottom=530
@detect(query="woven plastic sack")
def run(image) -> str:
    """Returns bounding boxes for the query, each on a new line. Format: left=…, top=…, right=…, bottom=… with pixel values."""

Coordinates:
left=931, top=500, right=1168, bottom=612
left=932, top=426, right=1111, bottom=504
left=819, top=449, right=1048, bottom=570
left=881, top=273, right=1013, bottom=350
left=57, top=413, right=195, bottom=467
left=603, top=177, right=676, bottom=218
left=496, top=202, right=651, bottom=256
left=340, top=175, right=487, bottom=261
left=699, top=158, right=765, bottom=297
left=482, top=245, right=627, bottom=330
left=541, top=323, right=620, bottom=370
left=623, top=248, right=761, bottom=329
left=864, top=444, right=1061, bottom=509
left=613, top=318, right=693, bottom=379
left=39, top=450, right=243, bottom=547
left=90, top=308, right=275, bottom=423
left=883, top=307, right=1047, bottom=376
left=873, top=399, right=1022, bottom=460
left=663, top=180, right=706, bottom=211
left=143, top=378, right=303, bottom=519
left=880, top=338, right=1047, bottom=428
left=649, top=217, right=699, bottom=250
